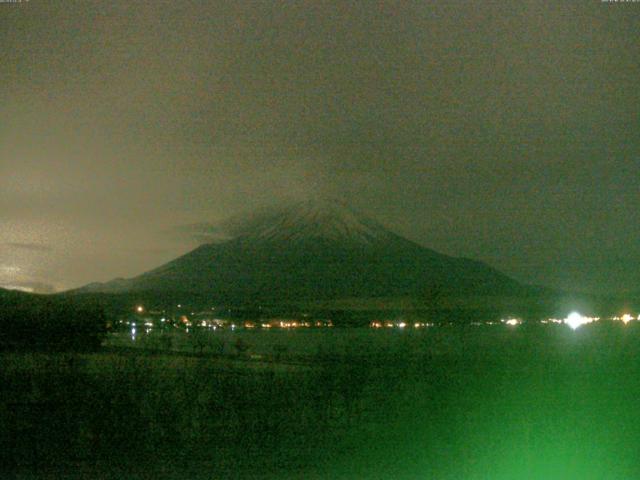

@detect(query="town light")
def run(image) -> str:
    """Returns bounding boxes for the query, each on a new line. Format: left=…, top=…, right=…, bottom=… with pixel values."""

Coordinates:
left=565, top=312, right=592, bottom=330
left=621, top=314, right=633, bottom=324
left=503, top=318, right=521, bottom=326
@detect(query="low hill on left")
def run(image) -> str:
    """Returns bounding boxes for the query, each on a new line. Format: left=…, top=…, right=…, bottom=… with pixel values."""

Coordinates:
left=0, top=288, right=107, bottom=351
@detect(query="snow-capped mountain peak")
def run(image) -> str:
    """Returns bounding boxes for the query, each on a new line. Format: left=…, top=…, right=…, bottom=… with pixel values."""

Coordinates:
left=220, top=199, right=392, bottom=245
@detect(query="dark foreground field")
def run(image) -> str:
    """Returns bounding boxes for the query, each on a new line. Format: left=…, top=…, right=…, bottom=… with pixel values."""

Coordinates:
left=3, top=323, right=640, bottom=479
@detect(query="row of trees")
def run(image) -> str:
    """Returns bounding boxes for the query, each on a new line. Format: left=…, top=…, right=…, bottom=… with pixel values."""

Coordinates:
left=0, top=293, right=107, bottom=351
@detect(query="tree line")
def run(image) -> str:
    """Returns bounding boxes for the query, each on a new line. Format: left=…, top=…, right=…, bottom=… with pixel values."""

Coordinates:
left=0, top=291, right=107, bottom=351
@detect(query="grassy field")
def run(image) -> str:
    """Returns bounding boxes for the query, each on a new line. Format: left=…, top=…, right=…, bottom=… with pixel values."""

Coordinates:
left=3, top=323, right=640, bottom=479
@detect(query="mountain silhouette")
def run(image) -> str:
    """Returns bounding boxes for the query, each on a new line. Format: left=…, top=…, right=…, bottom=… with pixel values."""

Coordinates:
left=76, top=199, right=522, bottom=302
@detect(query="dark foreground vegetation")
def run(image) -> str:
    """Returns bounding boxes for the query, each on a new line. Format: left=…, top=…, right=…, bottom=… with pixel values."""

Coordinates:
left=0, top=289, right=107, bottom=352
left=3, top=323, right=640, bottom=479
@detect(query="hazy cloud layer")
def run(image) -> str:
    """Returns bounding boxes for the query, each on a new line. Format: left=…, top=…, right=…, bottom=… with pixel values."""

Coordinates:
left=165, top=223, right=233, bottom=245
left=5, top=242, right=53, bottom=252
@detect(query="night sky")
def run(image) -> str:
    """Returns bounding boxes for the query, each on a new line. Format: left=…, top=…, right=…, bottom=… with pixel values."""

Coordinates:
left=1, top=1, right=638, bottom=294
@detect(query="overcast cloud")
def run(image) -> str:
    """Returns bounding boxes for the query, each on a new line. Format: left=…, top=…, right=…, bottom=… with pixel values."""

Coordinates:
left=1, top=1, right=638, bottom=293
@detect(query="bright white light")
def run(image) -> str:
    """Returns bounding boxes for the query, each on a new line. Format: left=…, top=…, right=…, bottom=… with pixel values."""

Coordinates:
left=565, top=312, right=593, bottom=330
left=621, top=314, right=633, bottom=324
left=504, top=318, right=521, bottom=326
left=136, top=305, right=144, bottom=313
left=398, top=322, right=406, bottom=328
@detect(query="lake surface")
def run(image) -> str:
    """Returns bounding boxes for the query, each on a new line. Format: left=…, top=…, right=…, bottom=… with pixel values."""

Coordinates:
left=107, top=321, right=636, bottom=361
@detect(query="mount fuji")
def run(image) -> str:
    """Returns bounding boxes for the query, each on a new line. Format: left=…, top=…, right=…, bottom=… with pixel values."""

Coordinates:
left=76, top=200, right=522, bottom=302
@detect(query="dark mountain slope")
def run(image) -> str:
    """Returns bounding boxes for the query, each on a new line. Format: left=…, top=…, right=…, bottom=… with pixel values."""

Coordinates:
left=76, top=200, right=523, bottom=302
